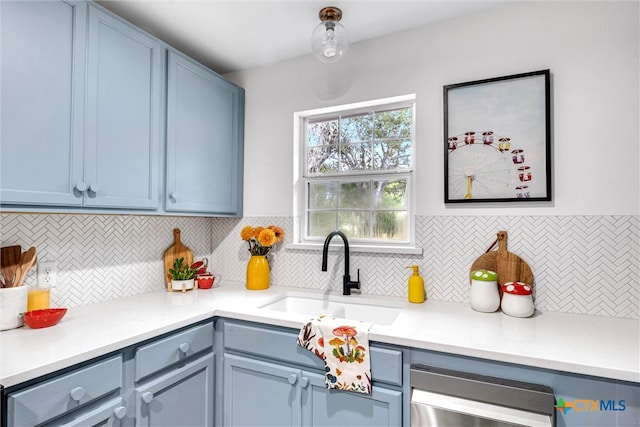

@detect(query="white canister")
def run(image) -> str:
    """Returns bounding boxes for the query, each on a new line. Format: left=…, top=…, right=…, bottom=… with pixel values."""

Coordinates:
left=0, top=286, right=28, bottom=330
left=469, top=269, right=500, bottom=313
left=501, top=282, right=535, bottom=318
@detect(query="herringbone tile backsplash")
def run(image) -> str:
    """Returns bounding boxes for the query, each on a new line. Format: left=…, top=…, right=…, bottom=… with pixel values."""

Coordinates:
left=1, top=213, right=637, bottom=319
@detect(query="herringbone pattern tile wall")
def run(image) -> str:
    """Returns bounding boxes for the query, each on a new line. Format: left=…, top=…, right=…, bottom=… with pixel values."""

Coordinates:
left=1, top=213, right=637, bottom=319
left=0, top=213, right=211, bottom=307
left=212, top=215, right=639, bottom=319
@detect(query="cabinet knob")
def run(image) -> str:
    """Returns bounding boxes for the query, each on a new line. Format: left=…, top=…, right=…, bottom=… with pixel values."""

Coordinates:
left=69, top=386, right=86, bottom=401
left=141, top=391, right=154, bottom=403
left=301, top=377, right=309, bottom=388
left=288, top=374, right=297, bottom=385
left=113, top=406, right=127, bottom=419
left=88, top=183, right=100, bottom=194
left=178, top=342, right=190, bottom=353
left=75, top=182, right=88, bottom=192
left=169, top=192, right=179, bottom=203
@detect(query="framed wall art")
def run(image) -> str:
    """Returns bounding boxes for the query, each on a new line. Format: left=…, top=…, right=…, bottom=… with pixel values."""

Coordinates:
left=444, top=69, right=551, bottom=203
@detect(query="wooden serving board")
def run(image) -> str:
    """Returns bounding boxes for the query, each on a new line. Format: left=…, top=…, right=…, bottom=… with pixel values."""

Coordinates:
left=470, top=231, right=533, bottom=288
left=163, top=228, right=194, bottom=289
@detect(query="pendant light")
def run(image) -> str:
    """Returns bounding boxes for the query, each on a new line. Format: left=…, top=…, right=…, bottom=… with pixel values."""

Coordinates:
left=311, top=6, right=349, bottom=63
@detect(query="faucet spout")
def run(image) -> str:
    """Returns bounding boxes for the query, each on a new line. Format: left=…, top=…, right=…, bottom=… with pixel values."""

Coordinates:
left=321, top=231, right=360, bottom=295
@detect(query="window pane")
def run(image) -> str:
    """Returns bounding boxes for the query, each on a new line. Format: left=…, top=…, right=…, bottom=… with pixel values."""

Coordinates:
left=309, top=182, right=337, bottom=209
left=308, top=211, right=337, bottom=237
left=341, top=113, right=372, bottom=143
left=338, top=211, right=370, bottom=238
left=374, top=108, right=412, bottom=139
left=339, top=181, right=369, bottom=208
left=373, top=211, right=408, bottom=240
left=340, top=143, right=371, bottom=171
left=308, top=119, right=338, bottom=146
left=300, top=97, right=414, bottom=245
left=308, top=146, right=338, bottom=174
left=373, top=179, right=407, bottom=208
left=373, top=139, right=411, bottom=170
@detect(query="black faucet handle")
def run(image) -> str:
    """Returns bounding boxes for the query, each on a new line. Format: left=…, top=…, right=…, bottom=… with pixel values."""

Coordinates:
left=346, top=269, right=361, bottom=294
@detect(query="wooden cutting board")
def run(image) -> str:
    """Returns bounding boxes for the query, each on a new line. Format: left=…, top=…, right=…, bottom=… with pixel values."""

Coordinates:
left=470, top=231, right=533, bottom=288
left=163, top=228, right=194, bottom=289
left=1, top=245, right=22, bottom=287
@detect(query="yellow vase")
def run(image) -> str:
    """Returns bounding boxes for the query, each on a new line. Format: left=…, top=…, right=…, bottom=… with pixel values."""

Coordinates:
left=246, top=255, right=270, bottom=290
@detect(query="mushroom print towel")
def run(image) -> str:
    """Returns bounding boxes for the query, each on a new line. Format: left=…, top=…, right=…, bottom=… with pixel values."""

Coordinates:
left=297, top=315, right=372, bottom=394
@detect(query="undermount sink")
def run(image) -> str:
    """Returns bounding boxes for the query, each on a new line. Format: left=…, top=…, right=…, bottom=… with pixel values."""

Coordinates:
left=258, top=293, right=404, bottom=326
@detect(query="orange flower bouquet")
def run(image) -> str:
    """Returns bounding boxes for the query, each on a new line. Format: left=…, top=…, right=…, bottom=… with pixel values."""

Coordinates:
left=240, top=225, right=285, bottom=256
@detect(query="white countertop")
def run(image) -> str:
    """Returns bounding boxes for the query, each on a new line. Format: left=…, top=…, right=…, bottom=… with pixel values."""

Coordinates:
left=1, top=281, right=638, bottom=388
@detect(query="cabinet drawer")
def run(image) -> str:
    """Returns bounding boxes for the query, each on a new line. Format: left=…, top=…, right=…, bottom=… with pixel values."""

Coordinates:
left=222, top=320, right=403, bottom=386
left=7, top=355, right=122, bottom=426
left=135, top=323, right=213, bottom=381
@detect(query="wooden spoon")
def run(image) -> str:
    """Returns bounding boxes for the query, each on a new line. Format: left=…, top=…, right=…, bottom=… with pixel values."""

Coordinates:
left=1, top=245, right=22, bottom=287
left=14, top=247, right=37, bottom=287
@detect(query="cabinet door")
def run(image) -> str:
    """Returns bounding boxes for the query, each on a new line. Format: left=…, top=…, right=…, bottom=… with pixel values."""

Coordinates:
left=84, top=6, right=161, bottom=209
left=223, top=354, right=302, bottom=426
left=165, top=51, right=244, bottom=215
left=135, top=353, right=214, bottom=427
left=302, top=371, right=402, bottom=427
left=0, top=0, right=86, bottom=206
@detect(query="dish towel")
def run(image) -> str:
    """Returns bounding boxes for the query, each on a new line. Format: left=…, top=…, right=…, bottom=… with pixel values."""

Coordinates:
left=297, top=315, right=372, bottom=394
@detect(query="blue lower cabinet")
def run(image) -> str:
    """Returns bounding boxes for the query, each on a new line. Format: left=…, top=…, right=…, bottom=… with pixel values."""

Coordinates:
left=302, top=371, right=402, bottom=427
left=222, top=341, right=403, bottom=427
left=135, top=353, right=215, bottom=427
left=224, top=354, right=302, bottom=426
left=6, top=355, right=123, bottom=426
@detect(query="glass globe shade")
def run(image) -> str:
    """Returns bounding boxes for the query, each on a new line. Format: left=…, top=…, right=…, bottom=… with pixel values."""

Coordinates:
left=311, top=20, right=349, bottom=63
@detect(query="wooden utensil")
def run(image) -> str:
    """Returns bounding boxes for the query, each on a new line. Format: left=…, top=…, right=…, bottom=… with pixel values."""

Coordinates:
left=470, top=231, right=533, bottom=288
left=163, top=228, right=194, bottom=289
left=14, top=247, right=37, bottom=287
left=1, top=245, right=22, bottom=287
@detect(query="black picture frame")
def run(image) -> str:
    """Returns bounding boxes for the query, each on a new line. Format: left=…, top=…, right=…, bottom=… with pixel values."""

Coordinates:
left=444, top=69, right=551, bottom=203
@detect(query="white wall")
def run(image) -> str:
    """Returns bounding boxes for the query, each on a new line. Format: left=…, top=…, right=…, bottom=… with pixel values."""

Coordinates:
left=226, top=1, right=639, bottom=217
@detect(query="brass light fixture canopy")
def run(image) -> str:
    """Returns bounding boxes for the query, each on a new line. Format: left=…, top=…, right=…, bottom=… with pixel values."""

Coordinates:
left=319, top=6, right=342, bottom=22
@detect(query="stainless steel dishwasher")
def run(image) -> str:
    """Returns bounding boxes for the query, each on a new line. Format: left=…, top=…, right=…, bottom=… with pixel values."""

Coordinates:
left=410, top=365, right=556, bottom=426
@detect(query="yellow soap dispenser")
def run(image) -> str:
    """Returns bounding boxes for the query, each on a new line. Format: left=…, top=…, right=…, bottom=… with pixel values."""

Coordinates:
left=406, top=265, right=425, bottom=303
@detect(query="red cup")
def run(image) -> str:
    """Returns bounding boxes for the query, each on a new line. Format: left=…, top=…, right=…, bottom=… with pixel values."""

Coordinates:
left=196, top=273, right=220, bottom=289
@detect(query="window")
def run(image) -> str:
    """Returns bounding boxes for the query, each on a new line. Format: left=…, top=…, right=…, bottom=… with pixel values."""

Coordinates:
left=293, top=95, right=416, bottom=251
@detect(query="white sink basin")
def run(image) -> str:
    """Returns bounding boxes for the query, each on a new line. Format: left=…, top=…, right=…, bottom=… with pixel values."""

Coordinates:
left=258, top=293, right=403, bottom=326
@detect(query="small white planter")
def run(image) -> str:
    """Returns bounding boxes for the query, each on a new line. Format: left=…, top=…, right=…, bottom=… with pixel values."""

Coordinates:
left=171, top=279, right=195, bottom=293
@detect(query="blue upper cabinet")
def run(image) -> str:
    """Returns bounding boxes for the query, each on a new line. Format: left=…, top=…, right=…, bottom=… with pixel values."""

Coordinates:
left=1, top=1, right=161, bottom=211
left=0, top=0, right=87, bottom=207
left=1, top=1, right=243, bottom=216
left=84, top=6, right=162, bottom=210
left=165, top=51, right=244, bottom=216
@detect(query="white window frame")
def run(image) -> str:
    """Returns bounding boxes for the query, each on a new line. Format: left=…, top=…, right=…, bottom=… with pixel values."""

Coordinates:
left=290, top=94, right=421, bottom=254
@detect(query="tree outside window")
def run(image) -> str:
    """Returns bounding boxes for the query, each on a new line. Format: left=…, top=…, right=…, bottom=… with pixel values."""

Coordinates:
left=304, top=103, right=413, bottom=243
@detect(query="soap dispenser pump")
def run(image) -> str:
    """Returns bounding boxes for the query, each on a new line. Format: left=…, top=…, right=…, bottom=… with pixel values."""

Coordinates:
left=406, top=265, right=425, bottom=303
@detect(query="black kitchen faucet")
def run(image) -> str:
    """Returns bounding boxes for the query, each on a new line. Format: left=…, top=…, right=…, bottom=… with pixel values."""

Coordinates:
left=321, top=230, right=360, bottom=295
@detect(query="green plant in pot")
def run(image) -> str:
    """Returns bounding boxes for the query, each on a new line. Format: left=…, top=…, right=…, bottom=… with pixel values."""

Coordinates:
left=168, top=257, right=196, bottom=292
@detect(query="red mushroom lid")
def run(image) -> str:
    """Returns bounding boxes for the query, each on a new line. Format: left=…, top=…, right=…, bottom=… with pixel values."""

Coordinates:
left=502, top=282, right=533, bottom=295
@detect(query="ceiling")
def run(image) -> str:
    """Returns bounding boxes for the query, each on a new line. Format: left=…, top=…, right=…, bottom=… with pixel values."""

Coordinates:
left=97, top=0, right=505, bottom=74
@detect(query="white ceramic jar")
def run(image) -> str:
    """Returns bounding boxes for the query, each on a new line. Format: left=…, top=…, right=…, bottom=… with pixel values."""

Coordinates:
left=469, top=269, right=500, bottom=313
left=501, top=282, right=535, bottom=318
left=0, top=286, right=28, bottom=330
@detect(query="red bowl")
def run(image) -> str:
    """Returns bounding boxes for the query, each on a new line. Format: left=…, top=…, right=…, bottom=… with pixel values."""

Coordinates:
left=23, top=308, right=67, bottom=329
